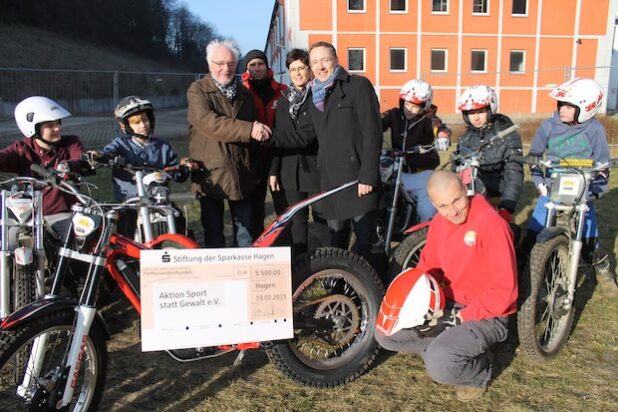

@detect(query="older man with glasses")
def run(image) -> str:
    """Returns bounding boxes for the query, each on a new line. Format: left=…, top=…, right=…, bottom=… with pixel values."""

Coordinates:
left=187, top=38, right=270, bottom=247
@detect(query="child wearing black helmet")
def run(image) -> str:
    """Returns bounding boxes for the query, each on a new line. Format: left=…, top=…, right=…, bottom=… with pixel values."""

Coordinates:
left=89, top=96, right=194, bottom=236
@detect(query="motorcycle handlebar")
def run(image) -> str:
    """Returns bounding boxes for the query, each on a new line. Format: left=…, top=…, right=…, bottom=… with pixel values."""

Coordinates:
left=30, top=164, right=54, bottom=178
left=168, top=191, right=198, bottom=202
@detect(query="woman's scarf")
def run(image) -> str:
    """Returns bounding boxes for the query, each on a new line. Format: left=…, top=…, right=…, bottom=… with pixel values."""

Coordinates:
left=287, top=85, right=310, bottom=120
left=311, top=66, right=341, bottom=112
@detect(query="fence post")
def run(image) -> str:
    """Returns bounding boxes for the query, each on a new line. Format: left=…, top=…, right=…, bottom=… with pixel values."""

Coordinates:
left=113, top=71, right=119, bottom=135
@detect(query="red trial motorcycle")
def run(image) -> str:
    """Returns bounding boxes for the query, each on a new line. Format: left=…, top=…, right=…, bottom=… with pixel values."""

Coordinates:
left=0, top=166, right=384, bottom=411
left=389, top=124, right=520, bottom=276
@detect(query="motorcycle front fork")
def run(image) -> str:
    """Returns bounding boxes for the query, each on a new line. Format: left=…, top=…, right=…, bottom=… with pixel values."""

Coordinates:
left=545, top=202, right=588, bottom=311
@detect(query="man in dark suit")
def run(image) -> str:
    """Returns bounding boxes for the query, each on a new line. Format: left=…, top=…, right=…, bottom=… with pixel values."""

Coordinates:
left=254, top=41, right=386, bottom=278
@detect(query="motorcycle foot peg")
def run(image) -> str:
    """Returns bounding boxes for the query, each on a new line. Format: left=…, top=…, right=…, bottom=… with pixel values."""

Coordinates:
left=233, top=350, right=246, bottom=366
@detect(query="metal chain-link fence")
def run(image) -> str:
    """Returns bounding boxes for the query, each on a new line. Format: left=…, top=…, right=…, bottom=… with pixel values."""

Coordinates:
left=0, top=68, right=204, bottom=145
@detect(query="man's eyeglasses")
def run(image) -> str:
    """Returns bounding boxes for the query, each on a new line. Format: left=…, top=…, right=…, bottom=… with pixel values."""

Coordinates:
left=309, top=57, right=334, bottom=67
left=289, top=65, right=309, bottom=73
left=211, top=61, right=236, bottom=68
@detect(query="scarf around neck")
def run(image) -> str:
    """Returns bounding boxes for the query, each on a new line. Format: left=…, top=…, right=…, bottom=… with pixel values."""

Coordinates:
left=287, top=85, right=310, bottom=120
left=211, top=74, right=237, bottom=101
left=311, top=66, right=341, bottom=112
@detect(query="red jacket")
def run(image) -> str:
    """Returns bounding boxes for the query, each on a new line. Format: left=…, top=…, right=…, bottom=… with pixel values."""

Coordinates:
left=417, top=195, right=518, bottom=322
left=0, top=136, right=85, bottom=215
left=241, top=69, right=288, bottom=128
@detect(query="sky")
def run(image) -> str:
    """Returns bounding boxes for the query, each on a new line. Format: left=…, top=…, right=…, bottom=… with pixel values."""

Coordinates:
left=181, top=0, right=275, bottom=56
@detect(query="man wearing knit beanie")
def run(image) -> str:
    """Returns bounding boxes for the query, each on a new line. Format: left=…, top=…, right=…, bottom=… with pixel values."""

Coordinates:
left=242, top=49, right=288, bottom=238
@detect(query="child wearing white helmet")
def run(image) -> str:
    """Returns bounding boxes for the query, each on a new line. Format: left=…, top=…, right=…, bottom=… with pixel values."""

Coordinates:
left=455, top=85, right=524, bottom=223
left=1, top=96, right=86, bottom=221
left=381, top=79, right=451, bottom=221
left=525, top=77, right=617, bottom=296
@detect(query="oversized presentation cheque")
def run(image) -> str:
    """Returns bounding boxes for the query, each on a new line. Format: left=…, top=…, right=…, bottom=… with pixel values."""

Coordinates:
left=140, top=247, right=293, bottom=351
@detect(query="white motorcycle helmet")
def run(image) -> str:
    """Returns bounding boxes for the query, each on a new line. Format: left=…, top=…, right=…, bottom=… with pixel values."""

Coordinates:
left=376, top=267, right=445, bottom=336
left=14, top=96, right=71, bottom=138
left=114, top=95, right=155, bottom=137
left=399, top=79, right=433, bottom=110
left=548, top=77, right=604, bottom=124
left=457, top=85, right=498, bottom=127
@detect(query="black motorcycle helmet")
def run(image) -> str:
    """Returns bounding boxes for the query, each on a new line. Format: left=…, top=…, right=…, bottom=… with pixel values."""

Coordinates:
left=114, top=96, right=155, bottom=137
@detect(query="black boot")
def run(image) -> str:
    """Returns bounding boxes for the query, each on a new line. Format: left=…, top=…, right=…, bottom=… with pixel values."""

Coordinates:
left=592, top=249, right=618, bottom=298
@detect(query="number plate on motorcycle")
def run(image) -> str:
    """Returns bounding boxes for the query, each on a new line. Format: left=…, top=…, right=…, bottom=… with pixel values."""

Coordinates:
left=140, top=247, right=293, bottom=351
left=556, top=174, right=581, bottom=198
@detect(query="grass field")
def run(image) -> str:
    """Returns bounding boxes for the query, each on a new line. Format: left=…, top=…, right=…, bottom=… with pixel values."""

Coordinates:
left=81, top=124, right=618, bottom=411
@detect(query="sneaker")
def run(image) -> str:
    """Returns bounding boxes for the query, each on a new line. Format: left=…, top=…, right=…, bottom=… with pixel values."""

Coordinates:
left=593, top=257, right=618, bottom=298
left=455, top=385, right=486, bottom=402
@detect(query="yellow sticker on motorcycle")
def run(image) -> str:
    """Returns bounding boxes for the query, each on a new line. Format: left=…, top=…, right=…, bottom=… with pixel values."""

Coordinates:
left=557, top=175, right=581, bottom=197
left=72, top=213, right=97, bottom=236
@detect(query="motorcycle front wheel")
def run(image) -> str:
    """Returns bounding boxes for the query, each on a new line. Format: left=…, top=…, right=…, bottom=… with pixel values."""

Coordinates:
left=0, top=309, right=107, bottom=411
left=265, top=247, right=384, bottom=387
left=12, top=261, right=36, bottom=312
left=389, top=226, right=428, bottom=281
left=517, top=235, right=574, bottom=361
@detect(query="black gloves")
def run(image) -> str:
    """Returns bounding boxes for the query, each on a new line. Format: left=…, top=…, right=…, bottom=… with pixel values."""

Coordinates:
left=416, top=309, right=461, bottom=338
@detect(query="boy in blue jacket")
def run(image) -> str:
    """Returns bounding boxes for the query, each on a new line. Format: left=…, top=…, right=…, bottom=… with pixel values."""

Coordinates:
left=526, top=78, right=617, bottom=297
left=92, top=96, right=193, bottom=236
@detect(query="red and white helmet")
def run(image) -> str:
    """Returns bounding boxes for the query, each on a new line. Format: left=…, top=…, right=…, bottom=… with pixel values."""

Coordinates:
left=548, top=77, right=604, bottom=124
left=376, top=268, right=445, bottom=336
left=457, top=85, right=498, bottom=114
left=14, top=96, right=71, bottom=138
left=399, top=79, right=433, bottom=109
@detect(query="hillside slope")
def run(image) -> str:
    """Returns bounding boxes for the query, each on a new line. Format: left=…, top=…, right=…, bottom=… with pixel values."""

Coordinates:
left=0, top=23, right=199, bottom=72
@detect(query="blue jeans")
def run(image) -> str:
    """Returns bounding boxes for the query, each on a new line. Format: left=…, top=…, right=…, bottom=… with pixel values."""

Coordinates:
left=199, top=197, right=253, bottom=247
left=527, top=195, right=598, bottom=238
left=401, top=170, right=436, bottom=222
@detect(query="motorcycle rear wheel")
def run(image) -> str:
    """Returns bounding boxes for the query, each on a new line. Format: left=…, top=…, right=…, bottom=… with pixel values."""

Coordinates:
left=0, top=309, right=107, bottom=411
left=265, top=247, right=384, bottom=387
left=389, top=226, right=428, bottom=281
left=517, top=235, right=574, bottom=361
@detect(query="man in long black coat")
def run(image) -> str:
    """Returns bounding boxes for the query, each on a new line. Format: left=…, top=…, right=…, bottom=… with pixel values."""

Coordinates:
left=256, top=41, right=386, bottom=277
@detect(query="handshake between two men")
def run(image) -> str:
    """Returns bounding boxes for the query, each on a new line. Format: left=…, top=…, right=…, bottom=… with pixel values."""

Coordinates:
left=251, top=121, right=271, bottom=142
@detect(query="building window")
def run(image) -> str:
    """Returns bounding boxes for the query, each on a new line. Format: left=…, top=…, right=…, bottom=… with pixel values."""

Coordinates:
left=432, top=0, right=448, bottom=14
left=390, top=0, right=407, bottom=13
left=512, top=0, right=527, bottom=15
left=509, top=50, right=525, bottom=72
left=348, top=0, right=365, bottom=12
left=348, top=48, right=365, bottom=71
left=430, top=49, right=447, bottom=72
left=471, top=49, right=487, bottom=72
left=473, top=0, right=489, bottom=15
left=390, top=48, right=406, bottom=71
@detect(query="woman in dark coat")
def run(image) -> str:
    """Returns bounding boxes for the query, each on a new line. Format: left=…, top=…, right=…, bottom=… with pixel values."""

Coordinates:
left=263, top=42, right=386, bottom=278
left=269, top=49, right=325, bottom=257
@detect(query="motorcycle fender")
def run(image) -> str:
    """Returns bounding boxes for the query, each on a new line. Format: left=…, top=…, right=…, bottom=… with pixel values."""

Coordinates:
left=146, top=233, right=200, bottom=249
left=403, top=220, right=431, bottom=235
left=14, top=246, right=33, bottom=266
left=536, top=227, right=568, bottom=244
left=0, top=297, right=110, bottom=339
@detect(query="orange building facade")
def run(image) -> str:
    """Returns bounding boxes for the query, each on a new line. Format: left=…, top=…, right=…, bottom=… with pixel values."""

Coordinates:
left=265, top=0, right=618, bottom=115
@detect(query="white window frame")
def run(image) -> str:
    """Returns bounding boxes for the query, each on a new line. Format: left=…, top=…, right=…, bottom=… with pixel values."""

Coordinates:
left=472, top=0, right=490, bottom=16
left=348, top=48, right=366, bottom=72
left=509, top=50, right=526, bottom=73
left=470, top=49, right=487, bottom=73
left=389, top=48, right=407, bottom=72
left=431, top=0, right=449, bottom=14
left=512, top=0, right=528, bottom=16
left=347, top=0, right=366, bottom=13
left=389, top=0, right=408, bottom=14
left=430, top=49, right=448, bottom=72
